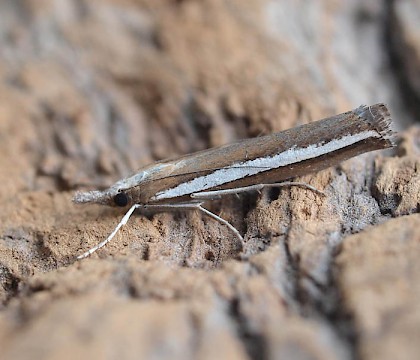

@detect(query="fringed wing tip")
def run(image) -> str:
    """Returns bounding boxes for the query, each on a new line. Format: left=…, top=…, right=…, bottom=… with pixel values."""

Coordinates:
left=357, top=103, right=397, bottom=148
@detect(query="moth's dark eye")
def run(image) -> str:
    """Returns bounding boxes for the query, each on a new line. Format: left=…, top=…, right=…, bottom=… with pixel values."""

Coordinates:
left=114, top=192, right=128, bottom=207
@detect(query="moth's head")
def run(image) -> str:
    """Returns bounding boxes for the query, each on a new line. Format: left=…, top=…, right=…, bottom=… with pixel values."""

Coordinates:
left=73, top=169, right=152, bottom=207
left=73, top=186, right=132, bottom=208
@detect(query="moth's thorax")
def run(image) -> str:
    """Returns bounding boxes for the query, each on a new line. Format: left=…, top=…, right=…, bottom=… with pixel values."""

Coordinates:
left=72, top=164, right=176, bottom=207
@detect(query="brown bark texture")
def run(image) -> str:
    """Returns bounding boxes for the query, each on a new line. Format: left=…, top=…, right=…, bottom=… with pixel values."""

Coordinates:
left=0, top=1, right=419, bottom=359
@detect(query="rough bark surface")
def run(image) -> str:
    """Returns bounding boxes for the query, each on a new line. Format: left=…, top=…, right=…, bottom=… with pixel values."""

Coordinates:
left=0, top=1, right=419, bottom=359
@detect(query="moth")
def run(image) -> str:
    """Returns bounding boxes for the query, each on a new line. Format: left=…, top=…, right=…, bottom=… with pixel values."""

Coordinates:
left=74, top=103, right=395, bottom=259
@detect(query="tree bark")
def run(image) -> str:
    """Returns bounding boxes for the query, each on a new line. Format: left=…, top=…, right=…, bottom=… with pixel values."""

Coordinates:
left=0, top=1, right=419, bottom=359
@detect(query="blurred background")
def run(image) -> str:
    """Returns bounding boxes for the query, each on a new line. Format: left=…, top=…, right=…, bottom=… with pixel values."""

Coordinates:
left=0, top=1, right=419, bottom=359
left=0, top=0, right=418, bottom=196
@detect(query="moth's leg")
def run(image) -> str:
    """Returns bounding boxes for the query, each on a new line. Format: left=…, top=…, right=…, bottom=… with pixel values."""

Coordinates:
left=142, top=202, right=244, bottom=248
left=77, top=204, right=142, bottom=260
left=196, top=205, right=244, bottom=248
left=77, top=202, right=243, bottom=260
left=190, top=181, right=324, bottom=200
